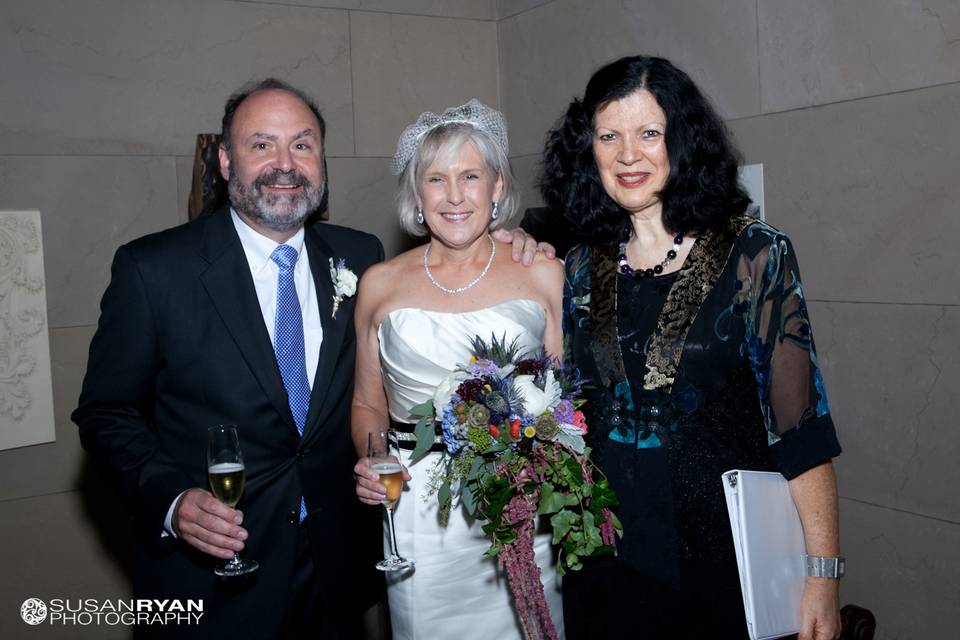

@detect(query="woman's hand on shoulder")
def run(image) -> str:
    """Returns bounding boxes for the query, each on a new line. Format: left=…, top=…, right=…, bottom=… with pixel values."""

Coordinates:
left=492, top=227, right=557, bottom=266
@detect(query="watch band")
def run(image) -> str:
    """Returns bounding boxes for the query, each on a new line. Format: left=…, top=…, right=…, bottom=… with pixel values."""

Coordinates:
left=804, top=555, right=845, bottom=578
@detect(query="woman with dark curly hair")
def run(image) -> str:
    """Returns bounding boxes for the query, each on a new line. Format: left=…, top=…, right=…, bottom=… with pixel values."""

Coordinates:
left=542, top=56, right=843, bottom=639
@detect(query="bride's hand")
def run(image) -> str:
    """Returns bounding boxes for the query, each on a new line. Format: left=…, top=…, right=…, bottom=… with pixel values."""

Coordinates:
left=354, top=457, right=411, bottom=506
left=354, top=458, right=385, bottom=505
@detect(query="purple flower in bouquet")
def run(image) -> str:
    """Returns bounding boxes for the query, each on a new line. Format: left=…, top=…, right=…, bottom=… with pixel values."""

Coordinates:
left=457, top=378, right=487, bottom=403
left=467, top=358, right=500, bottom=376
left=552, top=399, right=575, bottom=424
left=514, top=357, right=544, bottom=376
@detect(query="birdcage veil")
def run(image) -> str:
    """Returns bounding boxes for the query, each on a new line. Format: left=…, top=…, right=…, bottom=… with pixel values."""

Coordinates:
left=391, top=99, right=509, bottom=175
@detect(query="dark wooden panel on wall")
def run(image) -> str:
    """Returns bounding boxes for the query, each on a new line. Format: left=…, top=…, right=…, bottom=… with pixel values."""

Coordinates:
left=188, top=133, right=228, bottom=220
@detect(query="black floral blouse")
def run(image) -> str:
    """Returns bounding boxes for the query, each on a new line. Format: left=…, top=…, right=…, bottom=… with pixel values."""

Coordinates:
left=562, top=214, right=842, bottom=586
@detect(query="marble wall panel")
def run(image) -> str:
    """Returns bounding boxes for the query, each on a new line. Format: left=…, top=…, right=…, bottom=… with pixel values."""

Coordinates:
left=0, top=155, right=180, bottom=328
left=759, top=0, right=960, bottom=112
left=498, top=0, right=761, bottom=156
left=839, top=498, right=960, bottom=640
left=325, top=156, right=416, bottom=258
left=350, top=11, right=499, bottom=158
left=728, top=82, right=960, bottom=305
left=0, top=0, right=354, bottom=157
left=0, top=326, right=96, bottom=503
left=810, top=301, right=959, bottom=523
left=0, top=491, right=131, bottom=639
left=496, top=0, right=554, bottom=19
left=510, top=153, right=543, bottom=211
left=227, top=0, right=495, bottom=20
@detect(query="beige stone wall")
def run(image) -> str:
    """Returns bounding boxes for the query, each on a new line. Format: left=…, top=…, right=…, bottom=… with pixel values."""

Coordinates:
left=499, top=2, right=960, bottom=638
left=1, top=0, right=957, bottom=637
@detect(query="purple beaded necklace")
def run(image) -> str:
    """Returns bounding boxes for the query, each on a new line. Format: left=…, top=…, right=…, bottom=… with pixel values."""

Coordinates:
left=617, top=233, right=684, bottom=279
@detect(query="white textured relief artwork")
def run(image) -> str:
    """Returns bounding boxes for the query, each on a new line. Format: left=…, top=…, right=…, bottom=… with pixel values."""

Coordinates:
left=0, top=211, right=56, bottom=450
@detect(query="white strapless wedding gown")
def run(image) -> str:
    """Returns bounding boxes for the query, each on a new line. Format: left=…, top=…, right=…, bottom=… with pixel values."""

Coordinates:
left=378, top=299, right=564, bottom=640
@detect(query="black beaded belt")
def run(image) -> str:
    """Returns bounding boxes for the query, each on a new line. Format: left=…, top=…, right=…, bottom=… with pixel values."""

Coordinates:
left=391, top=420, right=445, bottom=453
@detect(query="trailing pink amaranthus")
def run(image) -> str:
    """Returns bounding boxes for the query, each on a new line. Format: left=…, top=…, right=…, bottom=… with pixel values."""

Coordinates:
left=497, top=464, right=558, bottom=640
left=600, top=508, right=617, bottom=547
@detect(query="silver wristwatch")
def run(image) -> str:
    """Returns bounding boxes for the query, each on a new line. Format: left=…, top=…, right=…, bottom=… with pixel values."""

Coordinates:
left=804, top=555, right=845, bottom=578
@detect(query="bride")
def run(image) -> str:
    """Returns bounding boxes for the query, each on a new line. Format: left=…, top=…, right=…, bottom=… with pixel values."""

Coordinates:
left=352, top=100, right=565, bottom=639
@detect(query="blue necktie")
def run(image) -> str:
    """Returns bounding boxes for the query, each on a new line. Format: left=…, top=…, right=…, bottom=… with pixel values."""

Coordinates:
left=271, top=244, right=310, bottom=523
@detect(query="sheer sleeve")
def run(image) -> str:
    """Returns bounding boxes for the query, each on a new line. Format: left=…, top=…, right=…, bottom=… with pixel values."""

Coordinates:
left=737, top=228, right=841, bottom=479
left=562, top=244, right=589, bottom=369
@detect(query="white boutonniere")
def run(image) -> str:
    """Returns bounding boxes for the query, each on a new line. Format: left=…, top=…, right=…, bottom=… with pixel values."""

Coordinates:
left=329, top=258, right=358, bottom=319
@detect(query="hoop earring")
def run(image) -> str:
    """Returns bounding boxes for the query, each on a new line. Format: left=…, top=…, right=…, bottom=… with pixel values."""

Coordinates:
left=416, top=207, right=424, bottom=225
left=491, top=201, right=499, bottom=220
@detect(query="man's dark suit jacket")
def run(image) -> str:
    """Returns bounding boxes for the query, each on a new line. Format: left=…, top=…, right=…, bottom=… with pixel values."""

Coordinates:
left=73, top=206, right=384, bottom=638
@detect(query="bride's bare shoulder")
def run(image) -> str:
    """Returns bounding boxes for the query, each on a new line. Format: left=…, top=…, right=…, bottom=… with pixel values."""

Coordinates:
left=357, top=244, right=425, bottom=316
left=515, top=250, right=564, bottom=291
left=362, top=246, right=422, bottom=284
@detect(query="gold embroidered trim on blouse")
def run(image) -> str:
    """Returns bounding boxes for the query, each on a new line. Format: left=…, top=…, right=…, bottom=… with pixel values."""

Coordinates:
left=642, top=215, right=755, bottom=391
left=587, top=243, right=625, bottom=387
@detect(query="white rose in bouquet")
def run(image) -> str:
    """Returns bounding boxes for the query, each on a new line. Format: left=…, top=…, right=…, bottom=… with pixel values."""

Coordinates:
left=433, top=370, right=468, bottom=419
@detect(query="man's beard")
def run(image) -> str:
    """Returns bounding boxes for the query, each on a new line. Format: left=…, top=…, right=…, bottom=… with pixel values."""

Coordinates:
left=228, top=167, right=324, bottom=232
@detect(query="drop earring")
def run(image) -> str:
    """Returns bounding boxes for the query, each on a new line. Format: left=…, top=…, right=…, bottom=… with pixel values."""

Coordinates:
left=416, top=207, right=424, bottom=224
left=491, top=201, right=499, bottom=220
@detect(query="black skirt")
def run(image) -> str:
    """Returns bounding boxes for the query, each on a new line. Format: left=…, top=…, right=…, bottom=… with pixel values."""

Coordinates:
left=562, top=557, right=749, bottom=640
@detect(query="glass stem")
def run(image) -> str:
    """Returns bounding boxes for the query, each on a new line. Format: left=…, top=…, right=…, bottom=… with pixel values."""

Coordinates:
left=385, top=506, right=400, bottom=559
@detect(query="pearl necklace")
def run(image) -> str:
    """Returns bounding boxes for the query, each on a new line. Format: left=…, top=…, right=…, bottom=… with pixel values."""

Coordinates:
left=423, top=234, right=496, bottom=294
left=618, top=233, right=684, bottom=279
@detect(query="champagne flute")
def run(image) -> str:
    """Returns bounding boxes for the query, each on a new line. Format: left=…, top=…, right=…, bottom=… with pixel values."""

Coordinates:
left=368, top=431, right=414, bottom=571
left=207, top=424, right=259, bottom=577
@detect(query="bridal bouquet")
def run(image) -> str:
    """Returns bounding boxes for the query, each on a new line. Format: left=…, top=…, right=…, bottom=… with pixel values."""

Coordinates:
left=408, top=336, right=621, bottom=640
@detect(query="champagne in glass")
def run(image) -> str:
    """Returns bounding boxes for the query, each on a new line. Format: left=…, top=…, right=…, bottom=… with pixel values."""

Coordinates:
left=208, top=462, right=245, bottom=507
left=369, top=431, right=414, bottom=572
left=207, top=425, right=259, bottom=577
left=371, top=461, right=404, bottom=509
